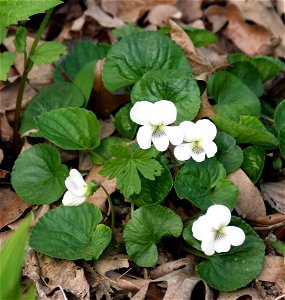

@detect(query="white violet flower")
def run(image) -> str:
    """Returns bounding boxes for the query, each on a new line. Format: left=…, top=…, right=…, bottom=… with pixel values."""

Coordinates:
left=62, top=169, right=88, bottom=206
left=174, top=119, right=218, bottom=162
left=130, top=100, right=183, bottom=151
left=192, top=205, right=246, bottom=256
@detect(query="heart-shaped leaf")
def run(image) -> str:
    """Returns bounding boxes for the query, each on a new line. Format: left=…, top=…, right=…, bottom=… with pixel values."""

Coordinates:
left=29, top=203, right=112, bottom=260
left=11, top=144, right=68, bottom=204
left=123, top=204, right=183, bottom=267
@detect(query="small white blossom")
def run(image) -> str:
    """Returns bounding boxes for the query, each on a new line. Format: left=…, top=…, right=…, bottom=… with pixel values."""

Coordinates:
left=62, top=169, right=87, bottom=206
left=174, top=119, right=218, bottom=162
left=192, top=205, right=246, bottom=256
left=130, top=100, right=183, bottom=151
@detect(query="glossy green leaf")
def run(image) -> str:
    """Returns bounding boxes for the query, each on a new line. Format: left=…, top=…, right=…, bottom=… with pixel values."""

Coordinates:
left=0, top=215, right=31, bottom=300
left=242, top=146, right=265, bottom=183
left=131, top=69, right=200, bottom=123
left=183, top=27, right=217, bottom=47
left=30, top=41, right=67, bottom=64
left=99, top=144, right=162, bottom=197
left=19, top=82, right=85, bottom=135
left=211, top=115, right=279, bottom=148
left=131, top=162, right=173, bottom=206
left=279, top=126, right=285, bottom=159
left=274, top=100, right=285, bottom=133
left=114, top=103, right=137, bottom=140
left=54, top=41, right=110, bottom=81
left=11, top=144, right=68, bottom=204
left=103, top=31, right=191, bottom=91
left=0, top=25, right=8, bottom=44
left=30, top=203, right=112, bottom=260
left=123, top=204, right=183, bottom=267
left=14, top=27, right=27, bottom=53
left=0, top=51, right=15, bottom=81
left=36, top=107, right=100, bottom=150
left=228, top=53, right=285, bottom=82
left=112, top=23, right=143, bottom=39
left=208, top=71, right=261, bottom=121
left=0, top=0, right=62, bottom=26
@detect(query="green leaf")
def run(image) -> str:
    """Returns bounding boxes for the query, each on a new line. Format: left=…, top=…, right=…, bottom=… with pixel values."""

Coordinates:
left=269, top=240, right=285, bottom=255
left=0, top=51, right=15, bottom=81
left=29, top=203, right=112, bottom=260
left=112, top=23, right=143, bottom=39
left=211, top=115, right=279, bottom=148
left=11, top=144, right=68, bottom=204
left=228, top=62, right=263, bottom=97
left=114, top=103, right=137, bottom=140
left=14, top=27, right=27, bottom=53
left=103, top=31, right=191, bottom=92
left=19, top=82, right=85, bottom=135
left=131, top=69, right=200, bottom=123
left=174, top=158, right=237, bottom=210
left=99, top=144, right=162, bottom=197
left=279, top=126, right=285, bottom=159
left=74, top=60, right=96, bottom=106
left=0, top=0, right=62, bottom=26
left=228, top=53, right=285, bottom=82
left=0, top=215, right=31, bottom=300
left=0, top=24, right=8, bottom=44
left=242, top=146, right=265, bottom=184
left=215, top=132, right=243, bottom=173
left=90, top=137, right=129, bottom=165
left=195, top=217, right=265, bottom=291
left=123, top=204, right=183, bottom=267
left=208, top=71, right=261, bottom=121
left=131, top=162, right=173, bottom=206
left=274, top=100, right=285, bottom=134
left=183, top=27, right=217, bottom=47
left=54, top=41, right=110, bottom=81
left=30, top=41, right=67, bottom=64
left=36, top=107, right=100, bottom=150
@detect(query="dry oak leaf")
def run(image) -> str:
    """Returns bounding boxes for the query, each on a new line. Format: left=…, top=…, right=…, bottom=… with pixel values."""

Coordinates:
left=257, top=256, right=285, bottom=282
left=205, top=3, right=272, bottom=56
left=217, top=287, right=263, bottom=300
left=176, top=0, right=203, bottom=22
left=101, top=0, right=178, bottom=23
left=94, top=254, right=129, bottom=276
left=146, top=4, right=182, bottom=27
left=24, top=251, right=89, bottom=300
left=0, top=189, right=30, bottom=230
left=227, top=169, right=266, bottom=220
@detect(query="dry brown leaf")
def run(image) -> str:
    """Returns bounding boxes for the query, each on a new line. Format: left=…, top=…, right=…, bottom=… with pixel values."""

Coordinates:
left=101, top=0, right=178, bottom=23
left=0, top=230, right=12, bottom=247
left=260, top=180, right=285, bottom=214
left=196, top=90, right=217, bottom=120
left=205, top=3, right=272, bottom=56
left=169, top=20, right=213, bottom=78
left=217, top=287, right=263, bottom=300
left=0, top=113, right=13, bottom=142
left=146, top=4, right=181, bottom=27
left=253, top=214, right=285, bottom=226
left=257, top=256, right=285, bottom=282
left=31, top=205, right=50, bottom=226
left=227, top=169, right=266, bottom=220
left=94, top=254, right=129, bottom=276
left=0, top=189, right=30, bottom=229
left=99, top=118, right=115, bottom=140
left=176, top=0, right=203, bottom=22
left=24, top=251, right=89, bottom=299
left=79, top=152, right=93, bottom=172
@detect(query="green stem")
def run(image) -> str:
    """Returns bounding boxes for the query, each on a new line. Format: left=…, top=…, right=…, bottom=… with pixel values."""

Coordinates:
left=181, top=246, right=209, bottom=259
left=130, top=199, right=134, bottom=214
left=100, top=183, right=115, bottom=235
left=12, top=8, right=54, bottom=154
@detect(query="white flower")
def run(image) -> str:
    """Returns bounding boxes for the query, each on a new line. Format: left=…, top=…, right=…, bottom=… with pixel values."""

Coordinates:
left=174, top=119, right=218, bottom=162
left=192, top=205, right=246, bottom=256
left=130, top=100, right=183, bottom=151
left=62, top=169, right=87, bottom=206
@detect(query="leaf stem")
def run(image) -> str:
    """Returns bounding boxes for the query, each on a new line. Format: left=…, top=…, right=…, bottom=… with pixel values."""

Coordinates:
left=180, top=246, right=209, bottom=259
left=100, top=183, right=115, bottom=235
left=12, top=8, right=54, bottom=154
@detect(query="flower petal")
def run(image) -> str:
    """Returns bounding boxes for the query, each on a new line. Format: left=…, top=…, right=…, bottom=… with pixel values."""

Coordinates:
left=150, top=100, right=177, bottom=125
left=191, top=151, right=206, bottom=163
left=195, top=119, right=217, bottom=141
left=224, top=226, right=246, bottom=247
left=192, top=215, right=214, bottom=241
left=165, top=126, right=183, bottom=146
left=202, top=140, right=217, bottom=158
left=201, top=237, right=215, bottom=256
left=62, top=191, right=86, bottom=206
left=214, top=236, right=231, bottom=253
left=137, top=125, right=153, bottom=149
left=152, top=133, right=169, bottom=151
left=206, top=205, right=231, bottom=230
left=65, top=169, right=87, bottom=196
left=130, top=101, right=153, bottom=125
left=174, top=143, right=192, bottom=161
left=179, top=121, right=197, bottom=142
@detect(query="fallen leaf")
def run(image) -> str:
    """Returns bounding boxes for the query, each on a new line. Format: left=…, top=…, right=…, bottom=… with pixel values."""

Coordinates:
left=79, top=152, right=93, bottom=172
left=260, top=180, right=285, bottom=214
left=146, top=4, right=182, bottom=27
left=31, top=205, right=50, bottom=227
left=227, top=169, right=266, bottom=220
left=196, top=90, right=217, bottom=120
left=257, top=256, right=285, bottom=282
left=0, top=189, right=30, bottom=229
left=205, top=3, right=272, bottom=56
left=176, top=0, right=203, bottom=22
left=99, top=118, right=115, bottom=140
left=217, top=287, right=263, bottom=300
left=94, top=254, right=129, bottom=276
left=101, top=0, right=178, bottom=23
left=24, top=251, right=89, bottom=299
left=0, top=169, right=8, bottom=179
